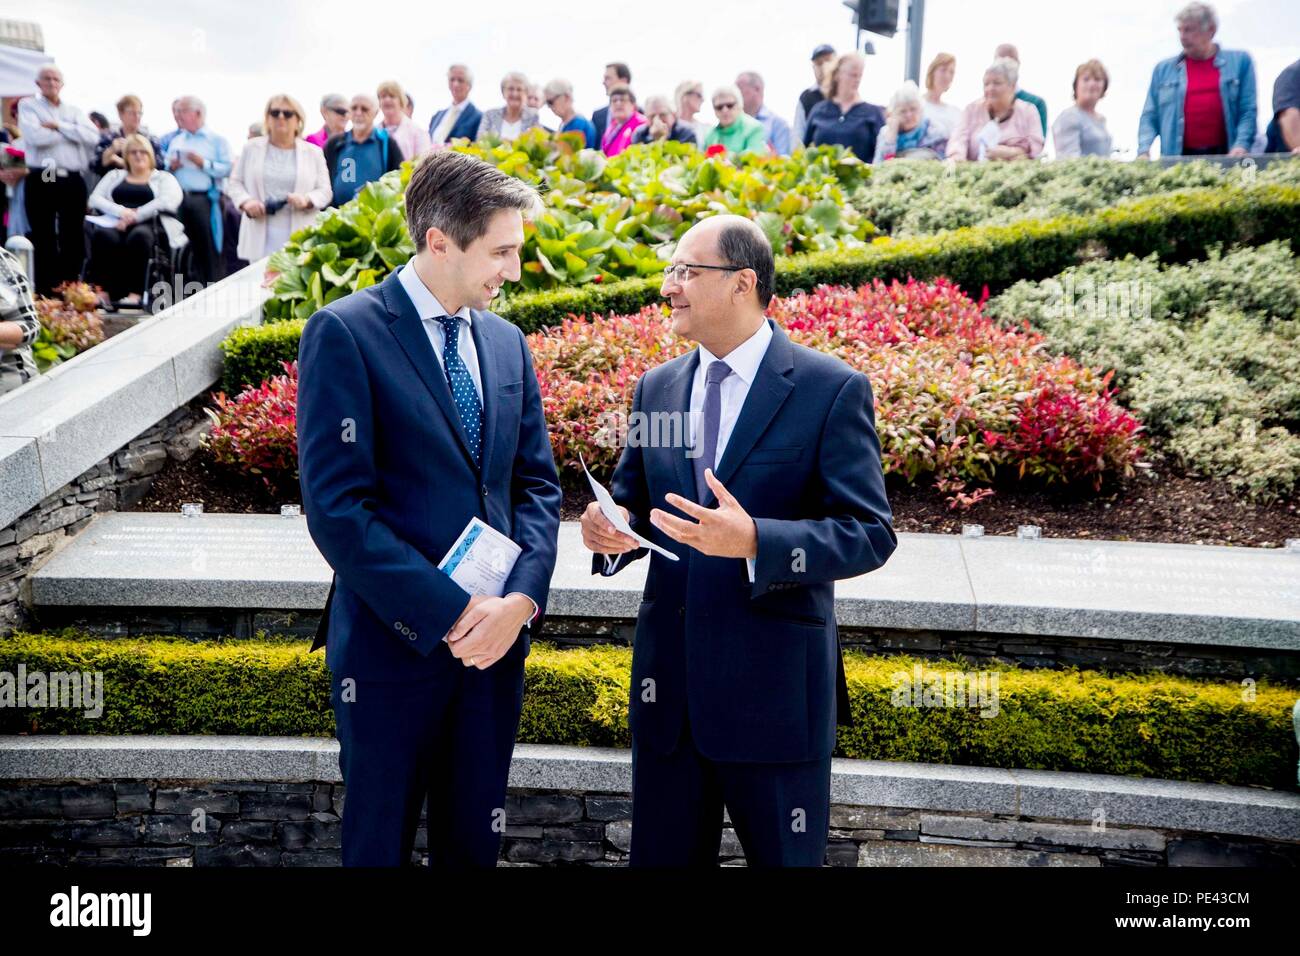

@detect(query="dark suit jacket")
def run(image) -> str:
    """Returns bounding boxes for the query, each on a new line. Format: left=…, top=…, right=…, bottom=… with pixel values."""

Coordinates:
left=592, top=105, right=609, bottom=145
left=298, top=267, right=562, bottom=682
left=427, top=101, right=483, bottom=144
left=632, top=122, right=698, bottom=147
left=593, top=320, right=896, bottom=762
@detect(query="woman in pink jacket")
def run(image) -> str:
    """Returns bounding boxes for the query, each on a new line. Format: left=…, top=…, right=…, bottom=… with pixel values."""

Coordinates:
left=601, top=85, right=648, bottom=157
left=947, top=58, right=1044, bottom=161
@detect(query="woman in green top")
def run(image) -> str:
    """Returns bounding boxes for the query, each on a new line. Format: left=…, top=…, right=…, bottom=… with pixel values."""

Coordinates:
left=702, top=84, right=769, bottom=155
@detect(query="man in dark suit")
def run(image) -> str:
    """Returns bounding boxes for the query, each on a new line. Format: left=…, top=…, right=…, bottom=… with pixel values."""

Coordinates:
left=428, top=63, right=483, bottom=146
left=591, top=61, right=632, bottom=144
left=581, top=215, right=896, bottom=866
left=297, top=149, right=562, bottom=866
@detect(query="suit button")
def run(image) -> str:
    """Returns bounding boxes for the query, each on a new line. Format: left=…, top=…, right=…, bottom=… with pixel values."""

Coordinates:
left=394, top=620, right=402, bottom=629
left=481, top=486, right=489, bottom=497
left=409, top=633, right=417, bottom=641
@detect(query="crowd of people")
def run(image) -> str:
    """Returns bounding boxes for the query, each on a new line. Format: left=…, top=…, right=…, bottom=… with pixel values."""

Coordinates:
left=0, top=1, right=1297, bottom=398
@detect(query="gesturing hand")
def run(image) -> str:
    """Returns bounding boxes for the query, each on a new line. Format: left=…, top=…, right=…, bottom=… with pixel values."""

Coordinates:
left=445, top=593, right=532, bottom=669
left=651, top=468, right=758, bottom=559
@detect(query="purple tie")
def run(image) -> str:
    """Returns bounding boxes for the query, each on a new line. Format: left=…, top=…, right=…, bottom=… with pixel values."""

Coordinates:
left=694, top=359, right=733, bottom=502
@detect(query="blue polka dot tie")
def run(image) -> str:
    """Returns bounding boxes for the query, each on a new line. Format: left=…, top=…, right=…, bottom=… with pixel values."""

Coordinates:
left=437, top=315, right=482, bottom=468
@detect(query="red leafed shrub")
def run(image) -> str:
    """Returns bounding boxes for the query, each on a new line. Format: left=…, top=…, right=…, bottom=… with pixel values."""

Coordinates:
left=204, top=360, right=299, bottom=491
left=529, top=278, right=1145, bottom=503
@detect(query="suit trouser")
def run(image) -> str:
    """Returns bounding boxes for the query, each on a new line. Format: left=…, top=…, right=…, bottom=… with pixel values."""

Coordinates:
left=178, top=190, right=223, bottom=285
left=330, top=643, right=525, bottom=867
left=629, top=712, right=832, bottom=867
left=23, top=172, right=87, bottom=295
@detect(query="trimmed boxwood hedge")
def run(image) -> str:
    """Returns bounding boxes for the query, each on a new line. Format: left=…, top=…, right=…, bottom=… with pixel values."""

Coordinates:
left=2, top=630, right=1295, bottom=789
left=223, top=182, right=1300, bottom=394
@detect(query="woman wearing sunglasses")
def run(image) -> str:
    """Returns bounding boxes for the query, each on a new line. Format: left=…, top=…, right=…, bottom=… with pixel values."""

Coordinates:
left=306, top=93, right=349, bottom=148
left=702, top=83, right=768, bottom=155
left=228, top=93, right=331, bottom=262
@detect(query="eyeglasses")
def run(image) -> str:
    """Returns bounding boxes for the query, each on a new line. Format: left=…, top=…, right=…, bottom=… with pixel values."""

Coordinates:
left=713, top=101, right=737, bottom=111
left=268, top=109, right=297, bottom=119
left=662, top=262, right=742, bottom=284
left=328, top=107, right=348, bottom=117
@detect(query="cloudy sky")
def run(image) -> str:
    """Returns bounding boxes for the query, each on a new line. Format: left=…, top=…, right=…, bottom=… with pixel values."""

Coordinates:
left=8, top=0, right=1298, bottom=158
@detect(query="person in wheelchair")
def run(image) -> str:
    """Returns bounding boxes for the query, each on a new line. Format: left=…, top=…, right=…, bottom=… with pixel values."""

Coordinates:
left=85, top=133, right=183, bottom=309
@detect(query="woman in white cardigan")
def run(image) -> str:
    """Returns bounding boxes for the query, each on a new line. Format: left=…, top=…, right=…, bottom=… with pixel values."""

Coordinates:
left=227, top=94, right=332, bottom=262
left=86, top=133, right=183, bottom=307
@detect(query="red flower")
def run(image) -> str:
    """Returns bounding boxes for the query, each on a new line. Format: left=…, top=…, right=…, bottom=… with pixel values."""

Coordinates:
left=705, top=144, right=727, bottom=158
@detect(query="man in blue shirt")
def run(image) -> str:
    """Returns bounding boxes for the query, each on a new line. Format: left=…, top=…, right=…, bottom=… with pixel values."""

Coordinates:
left=737, top=71, right=792, bottom=156
left=324, top=94, right=405, bottom=207
left=164, top=95, right=231, bottom=284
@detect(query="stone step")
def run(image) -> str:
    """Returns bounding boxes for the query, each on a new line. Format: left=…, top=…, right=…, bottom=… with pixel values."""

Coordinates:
left=25, top=512, right=1300, bottom=649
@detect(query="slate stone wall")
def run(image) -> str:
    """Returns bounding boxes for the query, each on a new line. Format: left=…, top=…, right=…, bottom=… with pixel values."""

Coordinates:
left=3, top=779, right=1297, bottom=867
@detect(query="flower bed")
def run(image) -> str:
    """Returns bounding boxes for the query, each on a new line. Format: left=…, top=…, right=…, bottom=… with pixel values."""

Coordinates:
left=209, top=279, right=1145, bottom=508
left=988, top=241, right=1300, bottom=500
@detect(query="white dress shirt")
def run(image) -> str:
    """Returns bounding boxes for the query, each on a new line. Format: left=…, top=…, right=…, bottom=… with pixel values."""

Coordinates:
left=605, top=318, right=773, bottom=580
left=16, top=94, right=99, bottom=172
left=430, top=102, right=465, bottom=145
left=398, top=261, right=483, bottom=402
left=397, top=262, right=537, bottom=629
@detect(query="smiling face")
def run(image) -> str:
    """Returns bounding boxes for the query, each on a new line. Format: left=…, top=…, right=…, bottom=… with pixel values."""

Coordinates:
left=661, top=220, right=741, bottom=343
left=502, top=78, right=526, bottom=111
left=449, top=68, right=471, bottom=103
left=427, top=207, right=524, bottom=311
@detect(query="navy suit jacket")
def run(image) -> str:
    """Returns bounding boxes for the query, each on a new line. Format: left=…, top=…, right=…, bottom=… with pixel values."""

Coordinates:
left=298, top=268, right=562, bottom=682
left=593, top=320, right=896, bottom=762
left=591, top=105, right=609, bottom=145
left=427, top=102, right=483, bottom=144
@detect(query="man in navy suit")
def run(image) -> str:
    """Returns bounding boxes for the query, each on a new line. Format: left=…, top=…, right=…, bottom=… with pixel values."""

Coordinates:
left=297, top=149, right=562, bottom=866
left=581, top=215, right=896, bottom=866
left=428, top=63, right=483, bottom=146
left=591, top=61, right=632, bottom=144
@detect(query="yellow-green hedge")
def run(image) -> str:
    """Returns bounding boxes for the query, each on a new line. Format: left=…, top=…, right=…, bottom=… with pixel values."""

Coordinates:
left=1, top=630, right=1295, bottom=789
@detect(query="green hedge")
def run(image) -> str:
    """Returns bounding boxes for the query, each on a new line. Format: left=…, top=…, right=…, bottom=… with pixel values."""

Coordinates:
left=2, top=630, right=1295, bottom=789
left=220, top=318, right=306, bottom=396
left=498, top=182, right=1300, bottom=332
left=224, top=182, right=1300, bottom=389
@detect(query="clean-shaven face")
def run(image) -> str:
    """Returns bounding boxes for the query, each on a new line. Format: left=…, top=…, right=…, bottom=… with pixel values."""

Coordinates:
left=444, top=208, right=525, bottom=311
left=661, top=223, right=733, bottom=342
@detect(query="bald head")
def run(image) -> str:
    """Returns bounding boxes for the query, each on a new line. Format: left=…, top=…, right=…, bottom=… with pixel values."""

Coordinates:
left=681, top=214, right=774, bottom=306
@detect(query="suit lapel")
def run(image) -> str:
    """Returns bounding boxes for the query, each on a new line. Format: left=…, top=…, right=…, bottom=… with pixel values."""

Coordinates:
left=382, top=271, right=479, bottom=471
left=664, top=348, right=700, bottom=503
left=468, top=309, right=499, bottom=479
left=707, top=320, right=795, bottom=503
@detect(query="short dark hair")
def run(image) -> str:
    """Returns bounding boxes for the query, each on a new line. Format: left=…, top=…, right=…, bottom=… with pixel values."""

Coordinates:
left=716, top=219, right=774, bottom=307
left=608, top=84, right=635, bottom=105
left=607, top=61, right=631, bottom=82
left=404, top=150, right=544, bottom=252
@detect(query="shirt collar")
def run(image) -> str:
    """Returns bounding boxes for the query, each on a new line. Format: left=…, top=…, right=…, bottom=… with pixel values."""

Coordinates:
left=398, top=262, right=472, bottom=325
left=696, top=318, right=772, bottom=387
